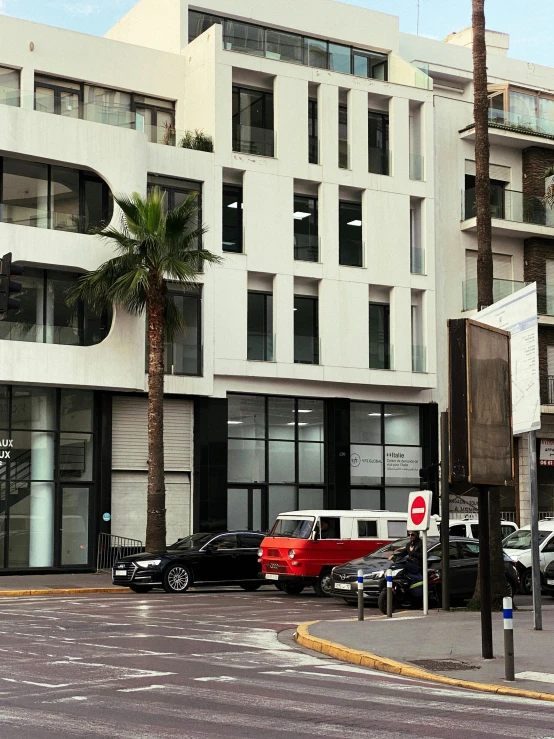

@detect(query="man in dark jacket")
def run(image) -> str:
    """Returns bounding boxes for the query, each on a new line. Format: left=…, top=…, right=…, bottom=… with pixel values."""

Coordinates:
left=390, top=531, right=423, bottom=575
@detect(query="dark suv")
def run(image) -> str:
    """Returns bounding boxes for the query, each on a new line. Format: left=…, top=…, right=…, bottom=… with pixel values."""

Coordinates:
left=112, top=531, right=266, bottom=593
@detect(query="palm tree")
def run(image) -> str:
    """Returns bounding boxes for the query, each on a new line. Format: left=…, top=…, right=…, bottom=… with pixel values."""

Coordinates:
left=68, top=187, right=221, bottom=552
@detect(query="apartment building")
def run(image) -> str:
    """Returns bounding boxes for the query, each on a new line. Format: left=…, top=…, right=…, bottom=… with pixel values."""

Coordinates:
left=0, top=0, right=439, bottom=572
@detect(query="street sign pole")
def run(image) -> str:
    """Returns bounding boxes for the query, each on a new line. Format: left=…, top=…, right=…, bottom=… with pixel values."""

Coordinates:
left=528, top=430, right=542, bottom=631
left=422, top=529, right=428, bottom=616
left=408, top=490, right=432, bottom=618
left=440, top=411, right=450, bottom=611
left=478, top=485, right=493, bottom=659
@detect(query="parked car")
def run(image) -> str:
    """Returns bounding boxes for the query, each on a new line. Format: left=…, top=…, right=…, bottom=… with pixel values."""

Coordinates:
left=258, top=509, right=439, bottom=597
left=503, top=519, right=554, bottom=594
left=543, top=559, right=554, bottom=598
left=330, top=536, right=520, bottom=606
left=112, top=531, right=267, bottom=593
left=447, top=518, right=518, bottom=540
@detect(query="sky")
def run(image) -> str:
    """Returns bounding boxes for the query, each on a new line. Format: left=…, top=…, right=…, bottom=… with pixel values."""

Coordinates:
left=0, top=0, right=553, bottom=68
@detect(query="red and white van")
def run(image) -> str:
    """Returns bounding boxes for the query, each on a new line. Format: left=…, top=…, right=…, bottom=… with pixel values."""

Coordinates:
left=258, top=509, right=439, bottom=596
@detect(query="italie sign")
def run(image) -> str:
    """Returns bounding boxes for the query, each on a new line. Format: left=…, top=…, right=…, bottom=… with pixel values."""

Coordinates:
left=540, top=439, right=554, bottom=467
left=350, top=446, right=422, bottom=483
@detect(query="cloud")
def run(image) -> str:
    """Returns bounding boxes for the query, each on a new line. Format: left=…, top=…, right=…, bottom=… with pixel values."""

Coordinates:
left=0, top=0, right=5, bottom=13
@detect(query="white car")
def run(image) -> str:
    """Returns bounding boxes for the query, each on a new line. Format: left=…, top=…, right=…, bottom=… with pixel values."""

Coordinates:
left=502, top=519, right=554, bottom=594
left=447, top=518, right=518, bottom=541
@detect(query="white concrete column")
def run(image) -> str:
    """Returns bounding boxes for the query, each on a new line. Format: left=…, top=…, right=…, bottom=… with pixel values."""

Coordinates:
left=275, top=76, right=308, bottom=168
left=29, top=391, right=56, bottom=567
left=319, top=182, right=339, bottom=276
left=390, top=286, right=411, bottom=372
left=273, top=274, right=294, bottom=365
left=390, top=97, right=409, bottom=180
left=20, top=67, right=34, bottom=110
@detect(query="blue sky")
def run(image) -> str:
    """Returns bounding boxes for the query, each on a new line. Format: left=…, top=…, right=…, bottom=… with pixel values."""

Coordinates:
left=0, top=0, right=553, bottom=67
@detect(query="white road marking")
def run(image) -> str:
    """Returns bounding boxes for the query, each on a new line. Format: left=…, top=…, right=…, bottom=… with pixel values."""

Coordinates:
left=118, top=684, right=169, bottom=692
left=515, top=671, right=554, bottom=684
left=194, top=676, right=237, bottom=682
left=1, top=678, right=72, bottom=688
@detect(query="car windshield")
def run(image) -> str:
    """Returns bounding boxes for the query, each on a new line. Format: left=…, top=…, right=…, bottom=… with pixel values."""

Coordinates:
left=168, top=533, right=214, bottom=550
left=503, top=530, right=549, bottom=550
left=269, top=518, right=314, bottom=539
left=366, top=537, right=411, bottom=557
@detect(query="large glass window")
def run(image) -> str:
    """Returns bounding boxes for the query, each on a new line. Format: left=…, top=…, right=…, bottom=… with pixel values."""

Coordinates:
left=232, top=86, right=274, bottom=157
left=339, top=201, right=363, bottom=267
left=247, top=292, right=273, bottom=362
left=368, top=111, right=390, bottom=175
left=0, top=156, right=112, bottom=233
left=188, top=10, right=223, bottom=43
left=225, top=20, right=265, bottom=56
left=222, top=185, right=243, bottom=253
left=329, top=43, right=351, bottom=74
left=0, top=66, right=20, bottom=106
left=339, top=104, right=348, bottom=169
left=294, top=296, right=319, bottom=365
left=308, top=99, right=319, bottom=164
left=265, top=29, right=304, bottom=64
left=0, top=387, right=95, bottom=570
left=161, top=285, right=202, bottom=376
left=306, top=38, right=328, bottom=68
left=294, top=196, right=318, bottom=262
left=369, top=303, right=391, bottom=370
left=0, top=268, right=111, bottom=346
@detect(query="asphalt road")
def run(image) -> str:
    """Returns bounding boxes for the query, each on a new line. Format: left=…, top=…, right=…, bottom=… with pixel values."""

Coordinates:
left=0, top=585, right=551, bottom=739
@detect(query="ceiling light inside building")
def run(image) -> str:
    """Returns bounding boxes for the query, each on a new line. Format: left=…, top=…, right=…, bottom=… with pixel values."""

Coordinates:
left=227, top=202, right=243, bottom=208
left=347, top=220, right=362, bottom=226
left=293, top=211, right=311, bottom=220
left=227, top=420, right=243, bottom=425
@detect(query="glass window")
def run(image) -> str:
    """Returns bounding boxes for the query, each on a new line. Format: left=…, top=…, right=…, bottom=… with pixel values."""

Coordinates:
left=2, top=158, right=49, bottom=228
left=358, top=520, right=378, bottom=537
left=268, top=486, right=297, bottom=526
left=509, top=90, right=537, bottom=121
left=351, top=489, right=381, bottom=509
left=268, top=441, right=295, bottom=483
left=228, top=439, right=265, bottom=483
left=83, top=176, right=111, bottom=233
left=460, top=542, right=480, bottom=558
left=84, top=86, right=133, bottom=128
left=239, top=533, right=263, bottom=548
left=163, top=287, right=201, bottom=376
left=265, top=29, right=303, bottom=64
left=298, top=399, right=324, bottom=441
left=48, top=271, right=80, bottom=345
left=60, top=391, right=94, bottom=433
left=222, top=185, right=243, bottom=253
left=0, top=388, right=8, bottom=429
left=248, top=292, right=273, bottom=362
left=227, top=489, right=249, bottom=531
left=299, top=488, right=324, bottom=510
left=368, top=111, right=389, bottom=175
left=385, top=405, right=420, bottom=445
left=329, top=43, right=351, bottom=74
left=305, top=38, right=328, bottom=68
left=188, top=10, right=222, bottom=43
left=369, top=304, right=390, bottom=370
left=353, top=50, right=388, bottom=80
left=539, top=97, right=554, bottom=124
left=339, top=104, right=348, bottom=169
left=0, top=67, right=19, bottom=106
left=10, top=431, right=56, bottom=480
left=51, top=166, right=80, bottom=232
left=387, top=519, right=407, bottom=538
left=350, top=445, right=382, bottom=486
left=225, top=20, right=265, bottom=56
left=11, top=388, right=56, bottom=430
left=319, top=516, right=340, bottom=538
left=59, top=433, right=93, bottom=481
left=339, top=201, right=363, bottom=267
left=210, top=534, right=238, bottom=550
left=294, top=195, right=318, bottom=262
left=350, top=402, right=381, bottom=444
left=308, top=99, right=318, bottom=164
left=294, top=297, right=319, bottom=365
left=450, top=524, right=466, bottom=537
left=232, top=87, right=274, bottom=157
left=61, top=487, right=89, bottom=565
left=298, top=442, right=324, bottom=483
left=385, top=489, right=411, bottom=514
left=269, top=397, right=295, bottom=440
left=228, top=395, right=266, bottom=438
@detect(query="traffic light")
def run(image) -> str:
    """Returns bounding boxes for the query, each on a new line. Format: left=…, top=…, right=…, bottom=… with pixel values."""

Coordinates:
left=0, top=252, right=23, bottom=318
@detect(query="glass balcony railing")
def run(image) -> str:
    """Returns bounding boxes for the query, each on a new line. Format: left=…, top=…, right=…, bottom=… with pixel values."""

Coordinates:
left=409, top=154, right=424, bottom=181
left=488, top=107, right=554, bottom=138
left=0, top=321, right=108, bottom=346
left=338, top=139, right=349, bottom=169
left=309, top=136, right=319, bottom=165
left=232, top=124, right=274, bottom=157
left=462, top=278, right=525, bottom=311
left=412, top=345, right=427, bottom=373
left=339, top=239, right=364, bottom=268
left=163, top=344, right=203, bottom=376
left=548, top=376, right=554, bottom=405
left=462, top=187, right=547, bottom=226
left=0, top=85, right=20, bottom=106
left=247, top=333, right=275, bottom=362
left=294, top=336, right=320, bottom=365
left=535, top=285, right=554, bottom=317
left=369, top=147, right=390, bottom=176
left=410, top=247, right=425, bottom=275
left=0, top=204, right=104, bottom=233
left=294, top=234, right=319, bottom=262
left=369, top=343, right=393, bottom=371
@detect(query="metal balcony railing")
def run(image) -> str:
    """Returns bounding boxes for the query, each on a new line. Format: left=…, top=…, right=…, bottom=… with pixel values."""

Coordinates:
left=488, top=107, right=554, bottom=138
left=294, top=234, right=319, bottom=262
left=232, top=124, right=274, bottom=157
left=247, top=333, right=275, bottom=362
left=412, top=345, right=427, bottom=373
left=410, top=247, right=425, bottom=275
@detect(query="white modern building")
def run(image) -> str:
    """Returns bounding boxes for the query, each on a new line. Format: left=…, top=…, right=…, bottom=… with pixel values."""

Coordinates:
left=0, top=0, right=550, bottom=573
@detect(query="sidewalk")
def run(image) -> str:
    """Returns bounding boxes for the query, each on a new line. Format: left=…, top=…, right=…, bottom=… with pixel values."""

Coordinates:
left=0, top=571, right=127, bottom=595
left=297, top=600, right=554, bottom=700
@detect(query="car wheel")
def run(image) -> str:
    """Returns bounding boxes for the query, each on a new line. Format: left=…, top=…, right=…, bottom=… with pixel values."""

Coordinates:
left=313, top=569, right=333, bottom=597
left=128, top=585, right=153, bottom=594
left=163, top=564, right=192, bottom=593
left=274, top=582, right=284, bottom=591
left=240, top=583, right=262, bottom=591
left=281, top=582, right=304, bottom=595
left=520, top=568, right=533, bottom=595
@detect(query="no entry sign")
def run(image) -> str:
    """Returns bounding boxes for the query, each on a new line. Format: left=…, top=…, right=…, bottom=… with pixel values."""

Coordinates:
left=407, top=490, right=433, bottom=531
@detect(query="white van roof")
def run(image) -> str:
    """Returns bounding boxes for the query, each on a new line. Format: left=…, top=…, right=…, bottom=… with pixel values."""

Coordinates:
left=278, top=509, right=409, bottom=518
left=516, top=518, right=554, bottom=532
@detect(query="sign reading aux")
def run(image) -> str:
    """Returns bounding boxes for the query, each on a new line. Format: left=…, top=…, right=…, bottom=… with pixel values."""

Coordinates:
left=350, top=445, right=422, bottom=482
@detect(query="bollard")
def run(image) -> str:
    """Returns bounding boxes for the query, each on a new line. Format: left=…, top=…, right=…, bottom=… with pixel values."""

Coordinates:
left=503, top=596, right=515, bottom=681
left=357, top=569, right=364, bottom=621
left=386, top=569, right=393, bottom=618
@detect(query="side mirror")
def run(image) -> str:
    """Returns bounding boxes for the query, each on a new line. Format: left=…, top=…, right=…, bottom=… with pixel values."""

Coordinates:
left=311, top=525, right=320, bottom=541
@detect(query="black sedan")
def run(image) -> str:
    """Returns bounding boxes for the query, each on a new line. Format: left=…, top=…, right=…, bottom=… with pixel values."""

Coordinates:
left=543, top=559, right=554, bottom=598
left=112, top=531, right=266, bottom=593
left=330, top=536, right=520, bottom=605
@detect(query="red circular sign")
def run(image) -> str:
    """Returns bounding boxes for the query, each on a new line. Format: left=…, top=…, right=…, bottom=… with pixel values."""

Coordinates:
left=410, top=495, right=427, bottom=527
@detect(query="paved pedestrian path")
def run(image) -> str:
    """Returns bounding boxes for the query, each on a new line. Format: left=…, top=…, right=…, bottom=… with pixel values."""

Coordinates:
left=299, top=600, right=554, bottom=698
left=0, top=571, right=125, bottom=594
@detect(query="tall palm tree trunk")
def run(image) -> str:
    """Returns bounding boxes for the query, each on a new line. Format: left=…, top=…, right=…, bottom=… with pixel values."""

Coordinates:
left=146, top=285, right=167, bottom=552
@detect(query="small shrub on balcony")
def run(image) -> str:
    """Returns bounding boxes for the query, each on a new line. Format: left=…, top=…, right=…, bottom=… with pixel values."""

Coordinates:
left=179, top=129, right=213, bottom=152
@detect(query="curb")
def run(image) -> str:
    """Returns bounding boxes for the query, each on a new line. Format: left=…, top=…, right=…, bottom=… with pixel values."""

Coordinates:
left=0, top=588, right=129, bottom=597
left=295, top=620, right=554, bottom=703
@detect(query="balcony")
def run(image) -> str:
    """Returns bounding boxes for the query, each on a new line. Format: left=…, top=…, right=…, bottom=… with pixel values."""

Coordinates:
left=247, top=333, right=275, bottom=362
left=409, top=154, right=424, bottom=181
left=232, top=124, right=274, bottom=158
left=339, top=239, right=364, bottom=268
left=461, top=187, right=554, bottom=238
left=294, top=234, right=319, bottom=263
left=462, top=278, right=525, bottom=311
left=412, top=345, right=427, bottom=373
left=460, top=108, right=554, bottom=151
left=369, top=344, right=393, bottom=371
left=294, top=336, right=320, bottom=365
left=369, top=147, right=390, bottom=176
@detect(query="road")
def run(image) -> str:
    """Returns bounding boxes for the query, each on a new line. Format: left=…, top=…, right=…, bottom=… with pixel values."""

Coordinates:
left=0, top=586, right=551, bottom=739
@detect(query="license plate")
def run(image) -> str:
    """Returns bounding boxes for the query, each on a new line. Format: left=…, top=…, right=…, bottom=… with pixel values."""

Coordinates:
left=265, top=574, right=279, bottom=580
left=547, top=579, right=554, bottom=585
left=334, top=582, right=351, bottom=591
left=114, top=571, right=127, bottom=577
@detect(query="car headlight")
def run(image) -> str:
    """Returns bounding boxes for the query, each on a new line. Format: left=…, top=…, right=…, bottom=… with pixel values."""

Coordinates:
left=390, top=569, right=403, bottom=576
left=364, top=570, right=384, bottom=580
left=137, top=559, right=162, bottom=568
left=288, top=549, right=296, bottom=559
left=257, top=548, right=263, bottom=557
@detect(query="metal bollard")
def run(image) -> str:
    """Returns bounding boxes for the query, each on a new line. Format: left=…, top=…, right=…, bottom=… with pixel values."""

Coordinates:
left=503, top=596, right=515, bottom=681
left=357, top=569, right=364, bottom=621
left=386, top=569, right=393, bottom=618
